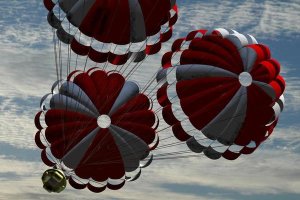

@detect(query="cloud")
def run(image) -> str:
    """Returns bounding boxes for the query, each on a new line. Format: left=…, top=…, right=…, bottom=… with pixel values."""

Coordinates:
left=284, top=76, right=300, bottom=112
left=0, top=142, right=39, bottom=161
left=0, top=94, right=43, bottom=149
left=267, top=126, right=300, bottom=153
left=0, top=0, right=51, bottom=48
left=176, top=0, right=300, bottom=39
left=150, top=149, right=300, bottom=195
left=0, top=0, right=299, bottom=200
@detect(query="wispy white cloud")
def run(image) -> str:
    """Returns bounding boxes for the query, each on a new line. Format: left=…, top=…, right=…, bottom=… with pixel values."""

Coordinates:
left=0, top=0, right=299, bottom=200
left=1, top=144, right=300, bottom=199
left=0, top=157, right=225, bottom=200
left=284, top=76, right=300, bottom=112
left=177, top=0, right=300, bottom=39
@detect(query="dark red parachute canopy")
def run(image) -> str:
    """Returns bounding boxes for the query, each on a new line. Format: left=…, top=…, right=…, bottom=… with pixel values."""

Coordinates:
left=156, top=28, right=285, bottom=160
left=44, top=0, right=178, bottom=65
left=35, top=68, right=159, bottom=192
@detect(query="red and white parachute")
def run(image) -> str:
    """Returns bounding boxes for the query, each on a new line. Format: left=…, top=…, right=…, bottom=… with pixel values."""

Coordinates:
left=44, top=0, right=178, bottom=65
left=35, top=68, right=159, bottom=192
left=156, top=28, right=285, bottom=160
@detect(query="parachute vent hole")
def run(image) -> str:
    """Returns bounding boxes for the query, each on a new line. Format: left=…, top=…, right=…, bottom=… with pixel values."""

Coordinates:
left=239, top=72, right=252, bottom=87
left=97, top=115, right=111, bottom=128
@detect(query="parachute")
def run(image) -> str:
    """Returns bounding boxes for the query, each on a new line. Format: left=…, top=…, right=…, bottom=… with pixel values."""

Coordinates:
left=44, top=0, right=178, bottom=65
left=156, top=28, right=285, bottom=160
left=35, top=68, right=159, bottom=192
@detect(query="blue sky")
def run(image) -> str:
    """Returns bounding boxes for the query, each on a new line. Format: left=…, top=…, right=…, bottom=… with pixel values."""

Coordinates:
left=0, top=0, right=300, bottom=199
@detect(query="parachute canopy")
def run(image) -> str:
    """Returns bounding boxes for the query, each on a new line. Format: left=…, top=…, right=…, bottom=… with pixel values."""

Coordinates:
left=156, top=28, right=285, bottom=160
left=35, top=68, right=159, bottom=192
left=44, top=0, right=178, bottom=65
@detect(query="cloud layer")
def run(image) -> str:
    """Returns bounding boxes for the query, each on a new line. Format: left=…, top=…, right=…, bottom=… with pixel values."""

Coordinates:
left=0, top=0, right=299, bottom=200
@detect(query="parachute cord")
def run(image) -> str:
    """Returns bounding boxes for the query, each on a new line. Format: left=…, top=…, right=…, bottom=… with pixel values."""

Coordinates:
left=67, top=25, right=72, bottom=76
left=58, top=4, right=69, bottom=152
left=103, top=24, right=178, bottom=152
left=53, top=29, right=59, bottom=83
left=75, top=52, right=79, bottom=71
left=59, top=39, right=63, bottom=83
left=81, top=0, right=89, bottom=70
left=139, top=38, right=200, bottom=101
left=159, top=135, right=174, bottom=142
left=62, top=0, right=98, bottom=151
left=141, top=52, right=186, bottom=98
left=124, top=29, right=165, bottom=79
left=137, top=36, right=190, bottom=96
left=64, top=144, right=246, bottom=190
left=100, top=46, right=184, bottom=135
left=66, top=0, right=99, bottom=152
left=83, top=38, right=94, bottom=72
left=51, top=152, right=224, bottom=189
left=64, top=143, right=242, bottom=168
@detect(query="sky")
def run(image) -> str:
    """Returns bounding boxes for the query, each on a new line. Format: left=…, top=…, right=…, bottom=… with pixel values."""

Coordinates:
left=0, top=0, right=300, bottom=199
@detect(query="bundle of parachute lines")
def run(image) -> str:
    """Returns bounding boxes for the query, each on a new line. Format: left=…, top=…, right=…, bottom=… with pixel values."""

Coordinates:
left=35, top=0, right=285, bottom=193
